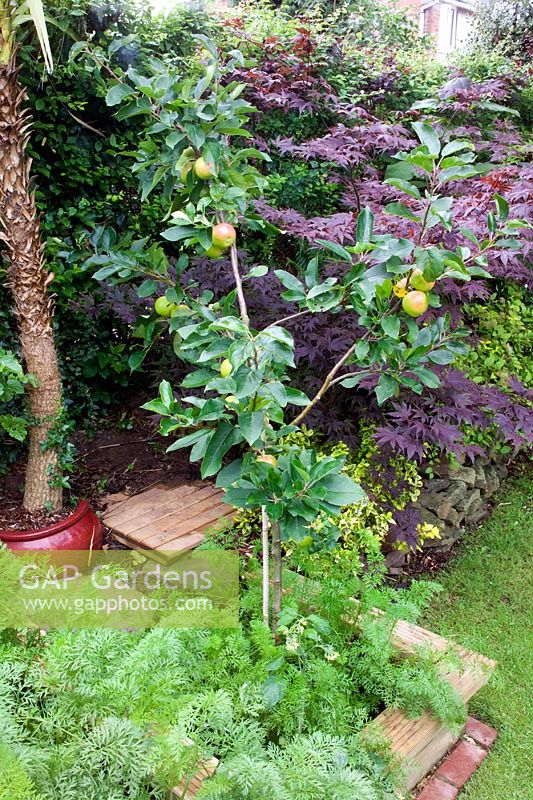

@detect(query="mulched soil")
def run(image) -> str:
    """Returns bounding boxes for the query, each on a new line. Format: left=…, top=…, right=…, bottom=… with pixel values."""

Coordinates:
left=0, top=408, right=200, bottom=533
left=0, top=504, right=74, bottom=533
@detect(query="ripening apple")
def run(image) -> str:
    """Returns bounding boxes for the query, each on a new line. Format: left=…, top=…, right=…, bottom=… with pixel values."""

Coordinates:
left=402, top=290, right=429, bottom=318
left=194, top=157, right=214, bottom=179
left=212, top=223, right=236, bottom=250
left=257, top=454, right=278, bottom=467
left=154, top=296, right=177, bottom=317
left=410, top=268, right=436, bottom=292
left=220, top=359, right=233, bottom=378
left=205, top=244, right=225, bottom=258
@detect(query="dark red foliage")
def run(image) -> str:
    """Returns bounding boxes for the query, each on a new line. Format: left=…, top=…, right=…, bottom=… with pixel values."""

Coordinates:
left=374, top=370, right=533, bottom=463
left=226, top=24, right=339, bottom=115
left=274, top=119, right=415, bottom=167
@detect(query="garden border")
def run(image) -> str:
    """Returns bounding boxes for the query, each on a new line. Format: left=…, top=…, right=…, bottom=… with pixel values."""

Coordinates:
left=171, top=617, right=495, bottom=798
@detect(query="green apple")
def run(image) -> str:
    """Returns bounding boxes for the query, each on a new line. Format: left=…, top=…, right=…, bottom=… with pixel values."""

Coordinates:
left=154, top=296, right=177, bottom=317
left=220, top=359, right=233, bottom=378
left=205, top=244, right=225, bottom=258
left=410, top=268, right=436, bottom=292
left=402, top=290, right=429, bottom=318
left=194, top=157, right=214, bottom=179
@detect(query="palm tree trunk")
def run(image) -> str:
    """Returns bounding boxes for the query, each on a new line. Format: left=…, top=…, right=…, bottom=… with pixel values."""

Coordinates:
left=0, top=51, right=63, bottom=511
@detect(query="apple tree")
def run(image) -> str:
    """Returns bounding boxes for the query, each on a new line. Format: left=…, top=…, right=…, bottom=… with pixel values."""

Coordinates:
left=77, top=37, right=528, bottom=631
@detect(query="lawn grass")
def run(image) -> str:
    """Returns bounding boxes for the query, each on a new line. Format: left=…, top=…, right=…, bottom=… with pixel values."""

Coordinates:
left=420, top=473, right=533, bottom=800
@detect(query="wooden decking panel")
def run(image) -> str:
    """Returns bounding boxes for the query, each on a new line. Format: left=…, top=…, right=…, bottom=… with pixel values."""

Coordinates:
left=117, top=487, right=224, bottom=535
left=103, top=481, right=235, bottom=560
left=364, top=618, right=496, bottom=790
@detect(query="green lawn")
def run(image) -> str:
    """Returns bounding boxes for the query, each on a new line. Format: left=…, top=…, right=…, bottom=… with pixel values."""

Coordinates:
left=421, top=473, right=533, bottom=800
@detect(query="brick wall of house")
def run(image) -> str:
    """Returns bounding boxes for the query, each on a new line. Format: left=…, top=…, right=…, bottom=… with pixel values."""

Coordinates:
left=422, top=3, right=441, bottom=37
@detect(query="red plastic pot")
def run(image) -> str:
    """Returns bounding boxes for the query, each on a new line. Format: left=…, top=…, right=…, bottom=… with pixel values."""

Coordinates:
left=0, top=501, right=103, bottom=552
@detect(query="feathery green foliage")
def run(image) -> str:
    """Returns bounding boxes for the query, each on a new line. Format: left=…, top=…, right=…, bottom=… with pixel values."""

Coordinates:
left=0, top=566, right=465, bottom=799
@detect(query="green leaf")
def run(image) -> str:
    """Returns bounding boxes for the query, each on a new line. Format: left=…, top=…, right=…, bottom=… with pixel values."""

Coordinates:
left=381, top=316, right=400, bottom=339
left=412, top=122, right=441, bottom=156
left=438, top=165, right=481, bottom=184
left=339, top=371, right=371, bottom=388
left=427, top=349, right=455, bottom=365
left=280, top=515, right=310, bottom=542
left=210, top=316, right=249, bottom=335
left=216, top=458, right=243, bottom=488
left=384, top=179, right=421, bottom=200
left=106, top=83, right=135, bottom=106
left=246, top=265, right=268, bottom=278
left=137, top=279, right=158, bottom=298
left=285, top=387, right=310, bottom=406
left=478, top=101, right=519, bottom=117
left=494, top=193, right=509, bottom=222
left=166, top=428, right=211, bottom=453
left=262, top=675, right=287, bottom=707
left=441, top=140, right=474, bottom=157
left=0, top=414, right=28, bottom=442
left=274, top=270, right=304, bottom=291
left=141, top=399, right=169, bottom=415
left=159, top=380, right=174, bottom=409
left=128, top=350, right=147, bottom=371
left=264, top=655, right=285, bottom=671
left=384, top=202, right=419, bottom=221
left=201, top=421, right=242, bottom=478
left=238, top=411, right=264, bottom=446
left=413, top=366, right=441, bottom=388
left=355, top=340, right=369, bottom=360
left=305, top=256, right=319, bottom=288
left=315, top=474, right=366, bottom=509
left=181, top=368, right=214, bottom=388
left=161, top=224, right=195, bottom=242
left=356, top=207, right=374, bottom=243
left=314, top=239, right=353, bottom=263
left=375, top=373, right=398, bottom=405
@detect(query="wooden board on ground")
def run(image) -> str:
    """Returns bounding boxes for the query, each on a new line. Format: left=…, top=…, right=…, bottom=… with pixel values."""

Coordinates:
left=171, top=755, right=219, bottom=800
left=103, top=481, right=235, bottom=562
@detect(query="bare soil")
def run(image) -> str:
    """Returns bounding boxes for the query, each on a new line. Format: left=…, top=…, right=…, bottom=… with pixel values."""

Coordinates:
left=0, top=408, right=200, bottom=533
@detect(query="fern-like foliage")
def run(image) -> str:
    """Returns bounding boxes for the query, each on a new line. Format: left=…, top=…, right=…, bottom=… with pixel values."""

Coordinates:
left=0, top=562, right=464, bottom=799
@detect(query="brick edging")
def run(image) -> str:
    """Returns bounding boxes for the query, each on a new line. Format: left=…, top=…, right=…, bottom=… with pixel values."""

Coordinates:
left=415, top=717, right=498, bottom=799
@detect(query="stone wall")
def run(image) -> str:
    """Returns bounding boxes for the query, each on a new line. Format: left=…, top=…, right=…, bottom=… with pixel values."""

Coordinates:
left=416, top=457, right=509, bottom=550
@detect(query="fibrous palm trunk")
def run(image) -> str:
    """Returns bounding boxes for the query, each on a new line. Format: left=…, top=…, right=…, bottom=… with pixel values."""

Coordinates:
left=0, top=52, right=63, bottom=511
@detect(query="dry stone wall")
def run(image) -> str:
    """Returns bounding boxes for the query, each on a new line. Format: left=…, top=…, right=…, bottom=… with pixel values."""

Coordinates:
left=416, top=457, right=509, bottom=550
